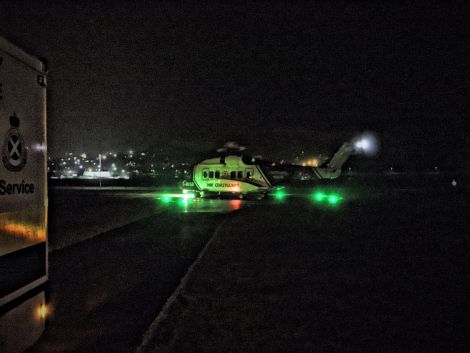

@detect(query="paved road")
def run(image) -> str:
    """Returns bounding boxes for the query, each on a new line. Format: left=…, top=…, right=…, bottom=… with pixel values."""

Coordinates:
left=31, top=182, right=469, bottom=352
left=47, top=188, right=247, bottom=250
left=31, top=189, right=249, bottom=353
left=139, top=187, right=470, bottom=353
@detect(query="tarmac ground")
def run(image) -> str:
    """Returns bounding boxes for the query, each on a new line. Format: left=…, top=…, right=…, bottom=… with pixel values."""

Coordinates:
left=30, top=176, right=469, bottom=352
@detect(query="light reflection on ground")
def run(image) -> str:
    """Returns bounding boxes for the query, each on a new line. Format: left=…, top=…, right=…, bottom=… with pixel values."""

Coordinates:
left=113, top=187, right=345, bottom=214
left=154, top=194, right=253, bottom=213
left=77, top=185, right=355, bottom=216
left=115, top=189, right=256, bottom=213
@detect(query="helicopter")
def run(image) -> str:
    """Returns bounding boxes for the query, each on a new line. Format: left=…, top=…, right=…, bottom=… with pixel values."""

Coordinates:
left=181, top=136, right=375, bottom=200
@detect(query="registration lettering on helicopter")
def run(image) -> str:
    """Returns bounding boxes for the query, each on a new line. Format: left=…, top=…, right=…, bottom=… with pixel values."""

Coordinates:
left=206, top=182, right=240, bottom=188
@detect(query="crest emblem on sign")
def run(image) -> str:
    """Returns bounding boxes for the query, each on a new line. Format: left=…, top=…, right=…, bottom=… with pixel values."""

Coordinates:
left=2, top=113, right=27, bottom=172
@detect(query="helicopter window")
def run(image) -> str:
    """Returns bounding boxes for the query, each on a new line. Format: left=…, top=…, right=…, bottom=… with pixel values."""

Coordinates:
left=203, top=169, right=209, bottom=179
left=209, top=171, right=214, bottom=178
left=237, top=171, right=243, bottom=179
left=230, top=171, right=236, bottom=179
left=246, top=169, right=254, bottom=178
left=223, top=171, right=228, bottom=177
left=215, top=171, right=220, bottom=178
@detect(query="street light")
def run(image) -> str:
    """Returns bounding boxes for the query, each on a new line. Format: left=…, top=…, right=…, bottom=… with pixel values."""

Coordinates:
left=99, top=153, right=102, bottom=187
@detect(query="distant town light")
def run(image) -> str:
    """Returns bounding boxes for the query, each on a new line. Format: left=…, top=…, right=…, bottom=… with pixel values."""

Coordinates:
left=304, top=158, right=319, bottom=167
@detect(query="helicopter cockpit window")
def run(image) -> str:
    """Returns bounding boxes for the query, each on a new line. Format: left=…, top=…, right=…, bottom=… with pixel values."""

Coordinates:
left=246, top=168, right=254, bottom=178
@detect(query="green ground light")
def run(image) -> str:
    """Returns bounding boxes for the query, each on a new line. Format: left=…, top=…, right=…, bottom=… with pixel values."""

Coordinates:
left=273, top=190, right=286, bottom=200
left=160, top=193, right=195, bottom=206
left=327, top=194, right=342, bottom=205
left=312, top=192, right=327, bottom=202
left=312, top=192, right=343, bottom=206
left=161, top=195, right=172, bottom=204
left=178, top=196, right=194, bottom=207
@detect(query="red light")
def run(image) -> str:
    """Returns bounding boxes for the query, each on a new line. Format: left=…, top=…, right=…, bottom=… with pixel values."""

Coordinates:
left=230, top=199, right=242, bottom=210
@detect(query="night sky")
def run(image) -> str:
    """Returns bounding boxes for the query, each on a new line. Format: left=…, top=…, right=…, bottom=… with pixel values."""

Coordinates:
left=1, top=1, right=468, bottom=169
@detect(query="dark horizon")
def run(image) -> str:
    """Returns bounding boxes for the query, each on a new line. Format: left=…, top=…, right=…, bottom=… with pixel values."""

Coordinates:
left=1, top=1, right=468, bottom=168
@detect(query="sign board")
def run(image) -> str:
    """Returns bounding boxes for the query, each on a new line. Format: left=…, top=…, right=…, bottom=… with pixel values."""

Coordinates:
left=0, top=37, right=47, bottom=256
left=0, top=36, right=48, bottom=353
